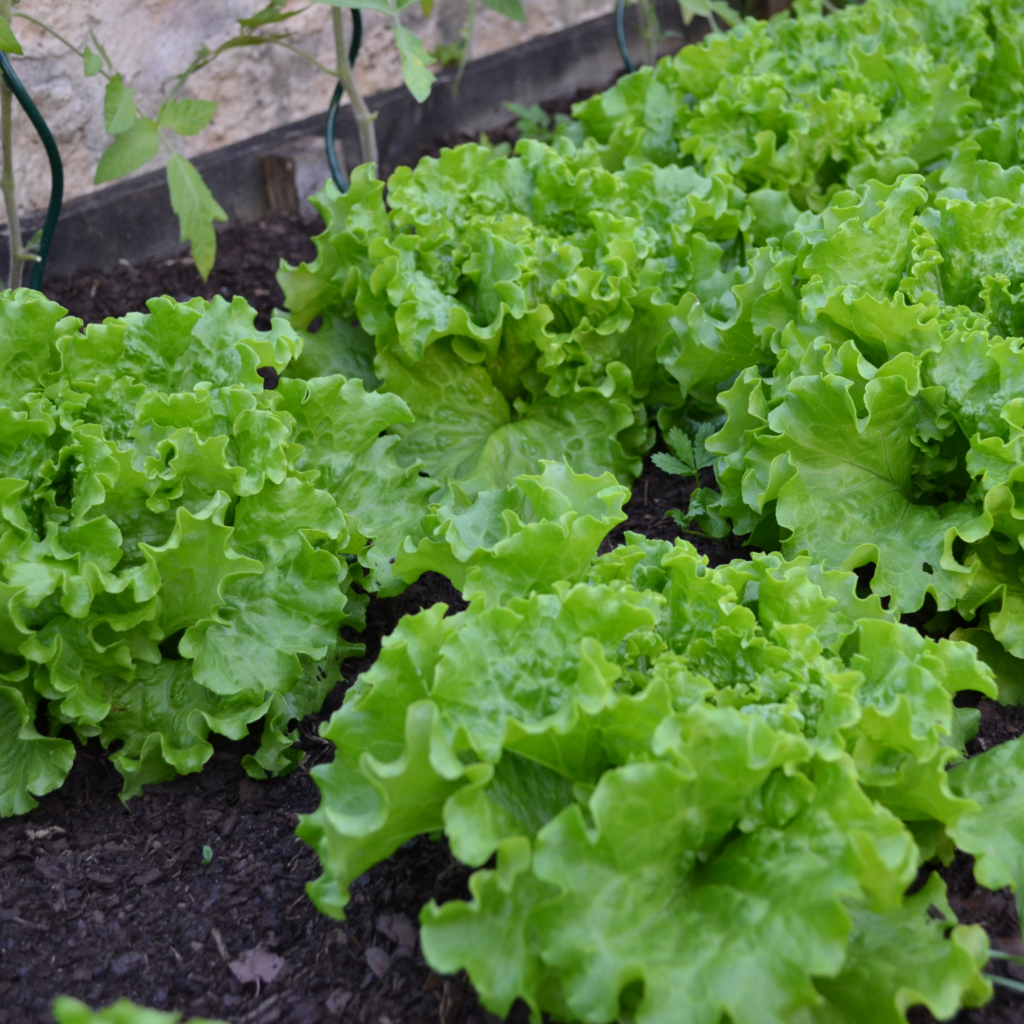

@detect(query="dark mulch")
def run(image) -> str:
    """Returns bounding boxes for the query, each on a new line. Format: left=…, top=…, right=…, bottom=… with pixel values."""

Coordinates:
left=42, top=211, right=318, bottom=332
left=0, top=572, right=484, bottom=1024
left=13, top=160, right=1024, bottom=1024
left=600, top=461, right=748, bottom=564
left=4, top=442, right=1019, bottom=1024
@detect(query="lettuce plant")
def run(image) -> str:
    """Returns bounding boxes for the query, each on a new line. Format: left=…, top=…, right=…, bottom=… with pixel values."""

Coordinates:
left=278, top=143, right=755, bottom=495
left=0, top=288, right=433, bottom=814
left=572, top=0, right=1024, bottom=668
left=53, top=997, right=225, bottom=1024
left=573, top=0, right=1011, bottom=208
left=682, top=166, right=1024, bottom=670
left=300, top=466, right=1019, bottom=1023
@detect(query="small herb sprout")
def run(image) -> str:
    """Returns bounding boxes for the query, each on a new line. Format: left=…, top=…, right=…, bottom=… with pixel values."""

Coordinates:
left=506, top=102, right=549, bottom=136
left=655, top=424, right=731, bottom=540
left=202, top=844, right=214, bottom=866
left=652, top=424, right=716, bottom=480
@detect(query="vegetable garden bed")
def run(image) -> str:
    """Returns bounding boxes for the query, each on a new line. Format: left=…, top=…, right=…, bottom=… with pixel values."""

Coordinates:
left=0, top=429, right=1022, bottom=1024
left=8, top=1, right=1024, bottom=1023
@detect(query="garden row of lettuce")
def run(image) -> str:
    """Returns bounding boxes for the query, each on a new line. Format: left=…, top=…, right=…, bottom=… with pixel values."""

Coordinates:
left=281, top=0, right=1024, bottom=671
left=275, top=0, right=1024, bottom=1021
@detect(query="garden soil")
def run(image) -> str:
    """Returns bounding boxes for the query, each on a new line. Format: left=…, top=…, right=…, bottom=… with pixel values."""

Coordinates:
left=5, top=182, right=1022, bottom=1024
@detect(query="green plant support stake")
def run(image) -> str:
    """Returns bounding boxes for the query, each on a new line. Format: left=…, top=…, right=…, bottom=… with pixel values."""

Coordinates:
left=0, top=51, right=63, bottom=291
left=616, top=0, right=637, bottom=73
left=325, top=9, right=364, bottom=193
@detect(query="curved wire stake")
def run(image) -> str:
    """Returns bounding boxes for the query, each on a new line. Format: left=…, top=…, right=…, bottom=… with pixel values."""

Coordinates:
left=325, top=9, right=363, bottom=193
left=616, top=0, right=637, bottom=74
left=0, top=51, right=63, bottom=291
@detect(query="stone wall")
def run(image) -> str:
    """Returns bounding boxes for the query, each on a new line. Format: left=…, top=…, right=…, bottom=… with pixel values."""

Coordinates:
left=4, top=0, right=612, bottom=219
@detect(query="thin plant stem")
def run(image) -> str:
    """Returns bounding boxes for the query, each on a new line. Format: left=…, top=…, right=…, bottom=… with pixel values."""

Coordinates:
left=989, top=951, right=1024, bottom=966
left=0, top=86, right=19, bottom=288
left=637, top=0, right=658, bottom=66
left=267, top=40, right=338, bottom=79
left=452, top=0, right=477, bottom=97
left=332, top=7, right=377, bottom=172
left=12, top=12, right=112, bottom=79
left=0, top=0, right=23, bottom=288
left=169, top=39, right=338, bottom=100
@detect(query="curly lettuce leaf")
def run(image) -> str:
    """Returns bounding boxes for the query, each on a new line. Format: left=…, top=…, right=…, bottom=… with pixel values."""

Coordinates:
left=0, top=681, right=75, bottom=816
left=99, top=659, right=270, bottom=801
left=395, top=461, right=628, bottom=604
left=811, top=873, right=991, bottom=1023
left=273, top=374, right=434, bottom=592
left=425, top=754, right=915, bottom=1024
left=746, top=371, right=981, bottom=613
left=377, top=343, right=646, bottom=497
left=948, top=735, right=1024, bottom=929
left=57, top=295, right=301, bottom=394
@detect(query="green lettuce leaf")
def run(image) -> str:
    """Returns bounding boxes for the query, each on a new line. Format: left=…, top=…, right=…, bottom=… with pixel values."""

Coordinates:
left=395, top=461, right=628, bottom=604
left=812, top=873, right=991, bottom=1023
left=424, top=753, right=915, bottom=1024
left=52, top=996, right=226, bottom=1024
left=377, top=343, right=647, bottom=497
left=273, top=375, right=435, bottom=592
left=0, top=681, right=75, bottom=816
left=948, top=735, right=1024, bottom=929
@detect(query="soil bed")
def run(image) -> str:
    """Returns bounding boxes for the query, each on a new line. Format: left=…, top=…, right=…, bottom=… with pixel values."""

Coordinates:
left=43, top=210, right=318, bottom=332
left=9, top=178, right=1024, bottom=1024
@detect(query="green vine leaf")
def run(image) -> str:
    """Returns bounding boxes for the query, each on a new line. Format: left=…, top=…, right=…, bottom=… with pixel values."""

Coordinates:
left=481, top=0, right=525, bottom=21
left=103, top=73, right=138, bottom=135
left=166, top=154, right=228, bottom=281
left=82, top=45, right=103, bottom=76
left=238, top=0, right=306, bottom=30
left=393, top=23, right=436, bottom=102
left=158, top=98, right=218, bottom=136
left=679, top=0, right=740, bottom=27
left=0, top=17, right=23, bottom=56
left=94, top=117, right=159, bottom=183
